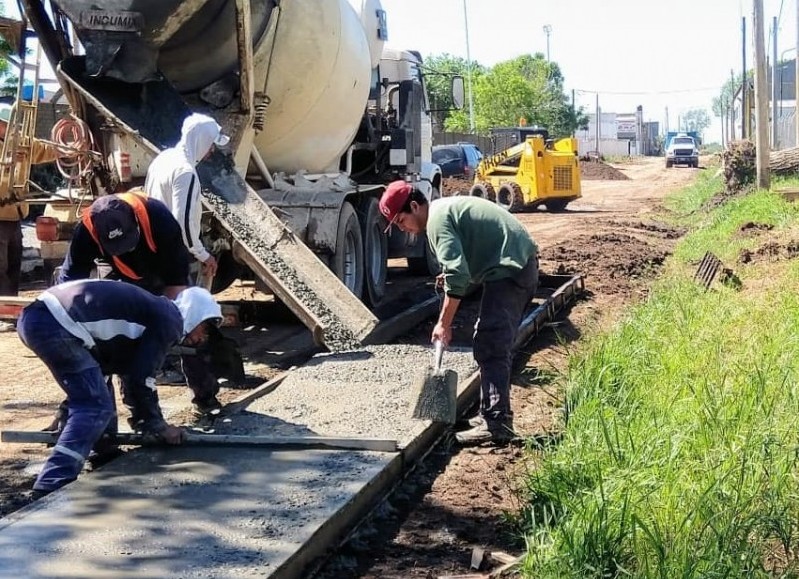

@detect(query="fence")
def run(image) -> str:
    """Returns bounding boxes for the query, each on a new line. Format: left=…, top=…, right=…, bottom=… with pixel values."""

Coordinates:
left=436, top=131, right=643, bottom=158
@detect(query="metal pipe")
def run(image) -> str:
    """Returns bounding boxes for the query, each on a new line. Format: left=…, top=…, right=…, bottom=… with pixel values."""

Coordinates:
left=250, top=148, right=275, bottom=188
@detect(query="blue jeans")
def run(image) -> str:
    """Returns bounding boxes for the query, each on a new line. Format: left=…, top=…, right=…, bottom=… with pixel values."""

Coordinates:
left=473, top=256, right=539, bottom=423
left=17, top=302, right=115, bottom=492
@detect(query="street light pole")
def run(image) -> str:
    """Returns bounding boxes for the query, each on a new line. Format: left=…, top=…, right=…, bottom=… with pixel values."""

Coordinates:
left=543, top=24, right=552, bottom=61
left=462, top=0, right=475, bottom=133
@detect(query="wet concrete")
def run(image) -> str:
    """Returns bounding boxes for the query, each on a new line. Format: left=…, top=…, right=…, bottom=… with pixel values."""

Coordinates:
left=0, top=345, right=478, bottom=578
left=0, top=447, right=388, bottom=578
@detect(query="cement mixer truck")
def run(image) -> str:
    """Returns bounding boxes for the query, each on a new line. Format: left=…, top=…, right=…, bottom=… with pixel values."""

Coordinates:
left=17, top=0, right=462, bottom=321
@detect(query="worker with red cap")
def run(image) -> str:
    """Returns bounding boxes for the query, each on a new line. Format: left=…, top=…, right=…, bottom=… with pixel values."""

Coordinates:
left=380, top=180, right=539, bottom=445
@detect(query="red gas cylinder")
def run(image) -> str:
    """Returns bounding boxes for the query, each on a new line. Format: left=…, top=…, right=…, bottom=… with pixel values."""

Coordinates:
left=35, top=216, right=59, bottom=242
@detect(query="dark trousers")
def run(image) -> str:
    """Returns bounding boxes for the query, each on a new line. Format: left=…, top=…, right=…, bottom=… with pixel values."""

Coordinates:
left=18, top=303, right=115, bottom=492
left=0, top=220, right=22, bottom=295
left=473, top=256, right=539, bottom=423
left=182, top=351, right=220, bottom=405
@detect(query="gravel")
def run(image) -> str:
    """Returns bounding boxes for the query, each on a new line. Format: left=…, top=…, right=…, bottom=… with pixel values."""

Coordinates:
left=214, top=344, right=478, bottom=446
left=202, top=186, right=365, bottom=352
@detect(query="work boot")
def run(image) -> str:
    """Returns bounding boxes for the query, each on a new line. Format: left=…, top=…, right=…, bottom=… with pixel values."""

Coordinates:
left=192, top=395, right=223, bottom=419
left=155, top=368, right=186, bottom=385
left=455, top=418, right=514, bottom=446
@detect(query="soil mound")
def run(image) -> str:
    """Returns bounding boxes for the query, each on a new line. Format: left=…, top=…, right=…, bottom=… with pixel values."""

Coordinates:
left=580, top=160, right=630, bottom=181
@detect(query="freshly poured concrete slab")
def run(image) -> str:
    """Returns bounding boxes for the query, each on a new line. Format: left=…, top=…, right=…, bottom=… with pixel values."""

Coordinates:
left=0, top=446, right=390, bottom=578
left=0, top=345, right=478, bottom=577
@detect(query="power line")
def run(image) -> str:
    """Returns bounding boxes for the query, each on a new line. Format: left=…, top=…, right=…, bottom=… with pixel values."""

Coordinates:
left=573, top=86, right=721, bottom=96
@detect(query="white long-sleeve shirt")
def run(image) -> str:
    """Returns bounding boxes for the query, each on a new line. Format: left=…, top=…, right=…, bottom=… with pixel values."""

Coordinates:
left=144, top=114, right=223, bottom=264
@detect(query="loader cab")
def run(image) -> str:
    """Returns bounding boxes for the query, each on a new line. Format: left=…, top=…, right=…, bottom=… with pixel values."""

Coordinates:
left=489, top=127, right=551, bottom=154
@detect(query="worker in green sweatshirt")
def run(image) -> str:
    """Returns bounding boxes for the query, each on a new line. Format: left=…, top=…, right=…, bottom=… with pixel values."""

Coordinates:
left=380, top=181, right=539, bottom=445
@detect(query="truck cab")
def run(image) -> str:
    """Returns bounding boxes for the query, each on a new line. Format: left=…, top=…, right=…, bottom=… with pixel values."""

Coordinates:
left=665, top=133, right=699, bottom=168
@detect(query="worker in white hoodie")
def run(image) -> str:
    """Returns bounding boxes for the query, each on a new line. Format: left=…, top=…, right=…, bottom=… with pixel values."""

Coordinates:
left=144, top=113, right=230, bottom=282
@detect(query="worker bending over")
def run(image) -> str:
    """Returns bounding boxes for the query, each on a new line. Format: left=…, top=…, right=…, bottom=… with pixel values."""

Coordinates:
left=17, top=281, right=222, bottom=495
left=380, top=181, right=539, bottom=446
left=57, top=192, right=224, bottom=415
left=145, top=112, right=229, bottom=283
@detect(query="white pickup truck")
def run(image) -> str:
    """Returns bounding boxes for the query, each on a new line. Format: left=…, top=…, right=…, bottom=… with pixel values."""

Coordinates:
left=665, top=134, right=700, bottom=168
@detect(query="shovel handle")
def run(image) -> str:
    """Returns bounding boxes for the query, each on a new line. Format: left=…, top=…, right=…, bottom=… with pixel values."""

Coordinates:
left=433, top=339, right=444, bottom=372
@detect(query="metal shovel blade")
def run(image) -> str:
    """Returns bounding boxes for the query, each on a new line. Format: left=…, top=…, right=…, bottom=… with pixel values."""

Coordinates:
left=410, top=341, right=458, bottom=424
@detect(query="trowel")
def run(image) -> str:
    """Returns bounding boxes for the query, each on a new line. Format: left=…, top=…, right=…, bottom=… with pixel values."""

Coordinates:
left=410, top=340, right=458, bottom=423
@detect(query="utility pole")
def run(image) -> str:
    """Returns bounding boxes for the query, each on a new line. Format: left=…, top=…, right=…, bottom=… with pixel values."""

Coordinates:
left=753, top=0, right=770, bottom=189
left=730, top=68, right=736, bottom=140
left=796, top=0, right=799, bottom=146
left=595, top=93, right=600, bottom=154
left=462, top=0, right=475, bottom=133
left=571, top=88, right=575, bottom=137
left=742, top=16, right=748, bottom=139
left=772, top=16, right=778, bottom=148
left=543, top=24, right=552, bottom=61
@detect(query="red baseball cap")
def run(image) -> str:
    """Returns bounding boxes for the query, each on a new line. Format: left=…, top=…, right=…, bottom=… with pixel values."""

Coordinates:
left=379, top=180, right=412, bottom=232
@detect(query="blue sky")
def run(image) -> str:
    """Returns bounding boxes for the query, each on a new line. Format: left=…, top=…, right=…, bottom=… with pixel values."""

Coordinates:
left=381, top=0, right=794, bottom=142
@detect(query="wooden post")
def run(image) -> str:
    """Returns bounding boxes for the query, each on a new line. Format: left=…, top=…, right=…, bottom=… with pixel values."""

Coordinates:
left=753, top=0, right=771, bottom=189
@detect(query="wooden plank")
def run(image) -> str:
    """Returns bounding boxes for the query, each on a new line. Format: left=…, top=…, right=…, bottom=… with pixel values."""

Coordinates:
left=221, top=371, right=289, bottom=416
left=1, top=430, right=398, bottom=452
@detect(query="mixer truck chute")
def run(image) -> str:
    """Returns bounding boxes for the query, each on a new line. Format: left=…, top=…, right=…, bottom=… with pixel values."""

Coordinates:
left=15, top=0, right=461, bottom=344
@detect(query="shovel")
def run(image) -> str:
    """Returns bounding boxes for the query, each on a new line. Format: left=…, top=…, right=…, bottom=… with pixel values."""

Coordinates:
left=410, top=339, right=458, bottom=423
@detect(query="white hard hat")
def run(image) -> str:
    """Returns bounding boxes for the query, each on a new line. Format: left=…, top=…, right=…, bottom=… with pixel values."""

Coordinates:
left=173, top=287, right=222, bottom=336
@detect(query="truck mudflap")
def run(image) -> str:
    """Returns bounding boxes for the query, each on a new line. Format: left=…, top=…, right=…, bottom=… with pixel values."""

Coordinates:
left=58, top=56, right=379, bottom=350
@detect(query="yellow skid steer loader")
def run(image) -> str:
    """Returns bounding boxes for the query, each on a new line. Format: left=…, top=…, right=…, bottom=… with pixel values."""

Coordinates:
left=470, top=127, right=581, bottom=212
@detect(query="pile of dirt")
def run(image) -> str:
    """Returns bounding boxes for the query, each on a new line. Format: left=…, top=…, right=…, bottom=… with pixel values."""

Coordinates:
left=736, top=222, right=774, bottom=238
left=539, top=232, right=671, bottom=297
left=721, top=140, right=756, bottom=193
left=442, top=176, right=474, bottom=197
left=580, top=159, right=630, bottom=181
left=739, top=240, right=799, bottom=264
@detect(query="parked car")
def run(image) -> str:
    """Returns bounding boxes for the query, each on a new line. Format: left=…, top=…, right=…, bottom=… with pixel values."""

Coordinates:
left=432, top=143, right=483, bottom=179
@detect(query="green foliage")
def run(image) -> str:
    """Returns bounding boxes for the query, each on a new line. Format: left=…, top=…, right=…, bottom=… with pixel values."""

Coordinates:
left=425, top=52, right=587, bottom=137
left=680, top=108, right=710, bottom=133
left=518, top=171, right=799, bottom=577
left=423, top=53, right=483, bottom=131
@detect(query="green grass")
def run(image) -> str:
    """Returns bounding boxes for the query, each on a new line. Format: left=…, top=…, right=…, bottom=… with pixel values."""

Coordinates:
left=518, top=170, right=799, bottom=577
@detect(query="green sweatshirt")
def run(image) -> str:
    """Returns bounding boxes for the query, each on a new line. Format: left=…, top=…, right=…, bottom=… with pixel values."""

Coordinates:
left=426, top=196, right=538, bottom=297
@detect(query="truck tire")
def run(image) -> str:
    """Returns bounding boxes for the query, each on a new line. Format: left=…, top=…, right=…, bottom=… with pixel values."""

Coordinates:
left=333, top=202, right=364, bottom=300
left=495, top=182, right=524, bottom=212
left=469, top=182, right=496, bottom=201
left=666, top=160, right=673, bottom=168
left=359, top=197, right=387, bottom=307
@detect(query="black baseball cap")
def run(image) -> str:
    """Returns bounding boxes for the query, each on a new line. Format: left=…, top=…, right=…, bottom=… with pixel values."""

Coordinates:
left=89, top=195, right=140, bottom=256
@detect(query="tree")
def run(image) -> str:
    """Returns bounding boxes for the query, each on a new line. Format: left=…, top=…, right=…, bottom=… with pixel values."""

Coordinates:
left=435, top=53, right=587, bottom=138
left=422, top=53, right=484, bottom=132
left=681, top=108, right=710, bottom=134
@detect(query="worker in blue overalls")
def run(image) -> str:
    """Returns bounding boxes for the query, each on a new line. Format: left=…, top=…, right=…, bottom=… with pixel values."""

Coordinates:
left=17, top=280, right=222, bottom=495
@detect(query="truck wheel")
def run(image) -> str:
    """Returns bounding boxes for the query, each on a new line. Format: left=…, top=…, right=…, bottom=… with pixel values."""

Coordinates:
left=495, top=182, right=524, bottom=212
left=469, top=182, right=496, bottom=201
left=359, top=197, right=387, bottom=307
left=666, top=160, right=673, bottom=168
left=333, top=202, right=364, bottom=300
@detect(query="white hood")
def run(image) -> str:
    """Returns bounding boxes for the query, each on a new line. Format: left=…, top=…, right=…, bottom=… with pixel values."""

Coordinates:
left=172, top=287, right=223, bottom=336
left=179, top=113, right=229, bottom=165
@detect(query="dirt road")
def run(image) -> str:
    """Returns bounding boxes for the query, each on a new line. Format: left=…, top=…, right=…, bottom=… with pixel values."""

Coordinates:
left=0, top=157, right=701, bottom=574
